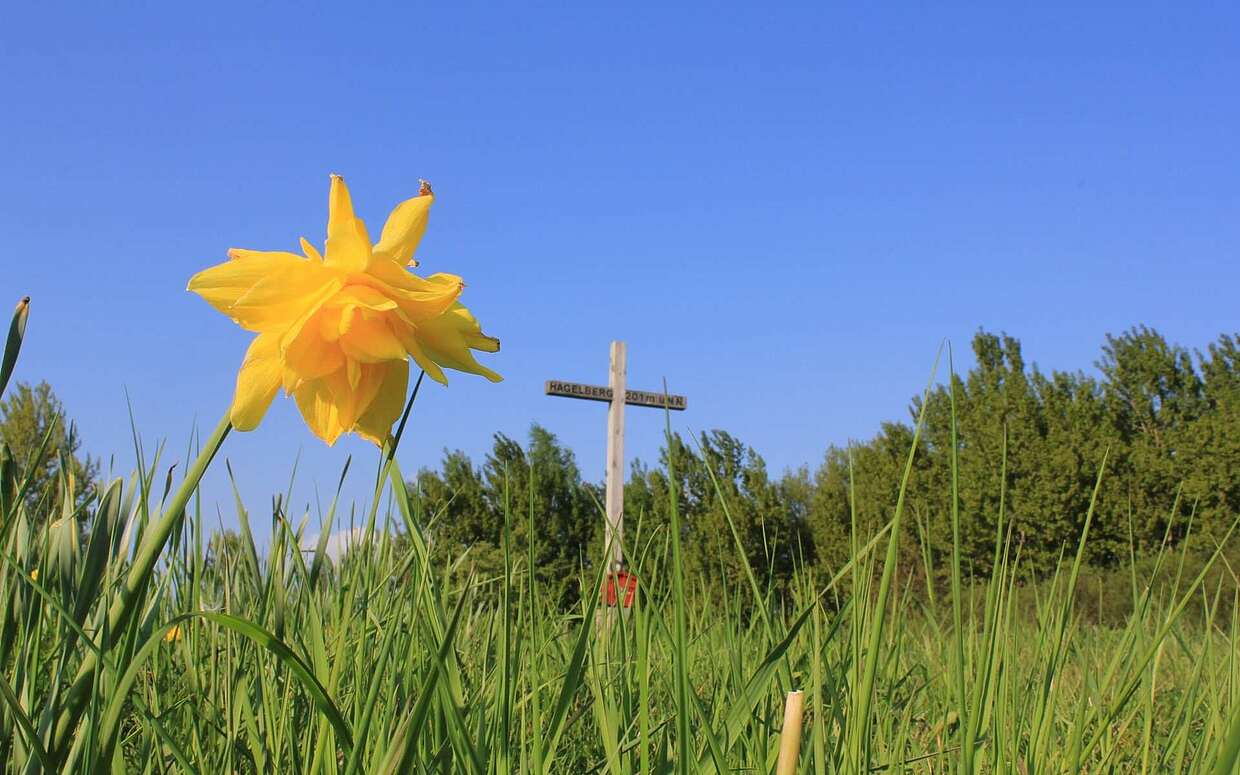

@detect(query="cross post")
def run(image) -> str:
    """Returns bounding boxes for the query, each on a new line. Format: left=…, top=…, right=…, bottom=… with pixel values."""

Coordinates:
left=545, top=341, right=688, bottom=585
left=604, top=341, right=626, bottom=573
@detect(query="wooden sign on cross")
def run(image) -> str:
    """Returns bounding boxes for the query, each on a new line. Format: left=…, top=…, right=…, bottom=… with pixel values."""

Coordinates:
left=545, top=341, right=687, bottom=576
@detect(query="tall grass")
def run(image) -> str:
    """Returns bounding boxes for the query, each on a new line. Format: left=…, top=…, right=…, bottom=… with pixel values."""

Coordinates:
left=2, top=300, right=1240, bottom=773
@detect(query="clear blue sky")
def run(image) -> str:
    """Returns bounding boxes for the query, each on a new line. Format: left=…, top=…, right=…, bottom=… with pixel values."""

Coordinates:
left=3, top=3, right=1237, bottom=541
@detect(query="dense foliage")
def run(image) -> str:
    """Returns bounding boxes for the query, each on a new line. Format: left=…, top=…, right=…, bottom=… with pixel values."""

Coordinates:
left=0, top=380, right=98, bottom=517
left=416, top=326, right=1240, bottom=596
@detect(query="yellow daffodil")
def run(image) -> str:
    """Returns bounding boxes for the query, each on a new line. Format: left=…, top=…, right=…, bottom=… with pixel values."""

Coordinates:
left=165, top=625, right=182, bottom=643
left=29, top=568, right=38, bottom=582
left=188, top=176, right=500, bottom=445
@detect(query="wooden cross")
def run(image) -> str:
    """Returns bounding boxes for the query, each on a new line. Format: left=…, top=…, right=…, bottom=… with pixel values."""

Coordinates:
left=546, top=341, right=687, bottom=574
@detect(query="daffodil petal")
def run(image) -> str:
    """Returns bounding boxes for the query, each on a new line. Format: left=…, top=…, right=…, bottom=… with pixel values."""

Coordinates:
left=281, top=366, right=302, bottom=393
left=189, top=251, right=334, bottom=332
left=354, top=359, right=409, bottom=445
left=321, top=363, right=384, bottom=429
left=188, top=252, right=297, bottom=313
left=277, top=278, right=345, bottom=352
left=423, top=342, right=503, bottom=382
left=339, top=314, right=407, bottom=363
left=373, top=192, right=432, bottom=267
left=465, top=331, right=501, bottom=353
left=325, top=218, right=371, bottom=273
left=417, top=305, right=503, bottom=382
left=283, top=318, right=345, bottom=381
left=292, top=375, right=345, bottom=445
left=328, top=174, right=356, bottom=230
left=331, top=284, right=399, bottom=312
left=230, top=332, right=283, bottom=430
left=359, top=264, right=463, bottom=323
left=324, top=175, right=372, bottom=273
left=361, top=260, right=447, bottom=293
left=300, top=237, right=324, bottom=262
left=393, top=323, right=448, bottom=385
left=227, top=248, right=300, bottom=262
left=317, top=306, right=345, bottom=342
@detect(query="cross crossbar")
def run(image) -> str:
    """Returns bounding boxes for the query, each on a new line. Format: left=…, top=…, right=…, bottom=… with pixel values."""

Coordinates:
left=544, top=381, right=687, bottom=411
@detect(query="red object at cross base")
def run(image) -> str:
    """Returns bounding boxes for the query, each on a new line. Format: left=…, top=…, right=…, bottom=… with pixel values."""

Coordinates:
left=603, top=570, right=637, bottom=608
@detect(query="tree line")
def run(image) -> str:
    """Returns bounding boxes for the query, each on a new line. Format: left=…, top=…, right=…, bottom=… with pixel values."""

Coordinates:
left=3, top=325, right=1236, bottom=604
left=413, top=326, right=1239, bottom=602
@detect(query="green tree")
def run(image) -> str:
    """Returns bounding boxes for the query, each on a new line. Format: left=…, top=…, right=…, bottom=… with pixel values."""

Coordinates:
left=482, top=426, right=600, bottom=605
left=1027, top=368, right=1114, bottom=567
left=635, top=430, right=810, bottom=598
left=810, top=421, right=928, bottom=576
left=0, top=380, right=98, bottom=518
left=417, top=449, right=500, bottom=576
left=1098, top=326, right=1206, bottom=545
left=1182, top=333, right=1240, bottom=540
left=415, top=425, right=600, bottom=605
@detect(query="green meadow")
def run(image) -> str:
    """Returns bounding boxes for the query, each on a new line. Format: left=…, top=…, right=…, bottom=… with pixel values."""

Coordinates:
left=3, top=298, right=1240, bottom=774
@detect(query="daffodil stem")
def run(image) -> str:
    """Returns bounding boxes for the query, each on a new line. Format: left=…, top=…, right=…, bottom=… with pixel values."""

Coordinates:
left=52, top=412, right=233, bottom=760
left=363, top=369, right=424, bottom=540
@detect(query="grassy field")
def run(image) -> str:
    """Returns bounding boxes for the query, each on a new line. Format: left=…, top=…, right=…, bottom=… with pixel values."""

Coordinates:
left=3, top=429, right=1240, bottom=773
left=3, top=305, right=1240, bottom=774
